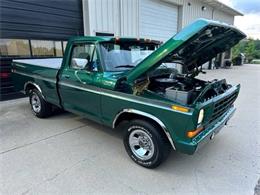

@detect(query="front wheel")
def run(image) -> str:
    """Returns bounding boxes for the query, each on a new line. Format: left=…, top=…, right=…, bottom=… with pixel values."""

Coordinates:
left=29, top=89, right=52, bottom=118
left=123, top=119, right=171, bottom=168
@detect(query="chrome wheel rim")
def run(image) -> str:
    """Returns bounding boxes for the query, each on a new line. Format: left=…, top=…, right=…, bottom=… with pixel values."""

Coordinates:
left=31, top=93, right=41, bottom=113
left=129, top=129, right=155, bottom=160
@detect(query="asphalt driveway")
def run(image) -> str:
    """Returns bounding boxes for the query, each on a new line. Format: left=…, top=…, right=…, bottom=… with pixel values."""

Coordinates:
left=0, top=64, right=260, bottom=195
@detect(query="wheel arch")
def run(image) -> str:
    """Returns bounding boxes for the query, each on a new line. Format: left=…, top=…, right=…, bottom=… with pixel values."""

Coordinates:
left=113, top=109, right=176, bottom=150
left=24, top=81, right=44, bottom=97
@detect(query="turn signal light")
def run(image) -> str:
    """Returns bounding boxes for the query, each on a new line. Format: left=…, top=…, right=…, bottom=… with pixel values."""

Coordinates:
left=187, top=126, right=204, bottom=138
left=172, top=105, right=189, bottom=113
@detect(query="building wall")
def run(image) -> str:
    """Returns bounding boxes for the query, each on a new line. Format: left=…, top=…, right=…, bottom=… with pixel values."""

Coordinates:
left=120, top=0, right=139, bottom=36
left=83, top=0, right=236, bottom=70
left=163, top=0, right=235, bottom=68
left=83, top=0, right=235, bottom=38
left=83, top=0, right=139, bottom=37
left=164, top=0, right=234, bottom=28
left=84, top=0, right=120, bottom=36
left=213, top=9, right=234, bottom=24
left=179, top=0, right=214, bottom=27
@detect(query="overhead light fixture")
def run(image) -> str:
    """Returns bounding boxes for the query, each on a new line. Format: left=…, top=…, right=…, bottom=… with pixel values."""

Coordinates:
left=202, top=6, right=207, bottom=11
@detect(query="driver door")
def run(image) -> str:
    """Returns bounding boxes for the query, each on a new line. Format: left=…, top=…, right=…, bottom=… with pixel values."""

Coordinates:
left=59, top=42, right=101, bottom=122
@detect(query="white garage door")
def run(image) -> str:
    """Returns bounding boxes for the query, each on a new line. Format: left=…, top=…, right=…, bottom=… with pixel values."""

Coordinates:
left=140, top=0, right=178, bottom=41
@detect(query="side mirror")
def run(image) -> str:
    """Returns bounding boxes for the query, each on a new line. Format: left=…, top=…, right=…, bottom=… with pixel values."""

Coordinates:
left=72, top=58, right=88, bottom=69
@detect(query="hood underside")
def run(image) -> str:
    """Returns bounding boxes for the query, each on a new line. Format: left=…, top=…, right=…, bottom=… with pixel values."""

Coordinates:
left=126, top=19, right=246, bottom=84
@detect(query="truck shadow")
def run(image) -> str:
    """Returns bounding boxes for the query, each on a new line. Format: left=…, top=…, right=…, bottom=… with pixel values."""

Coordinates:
left=49, top=111, right=226, bottom=173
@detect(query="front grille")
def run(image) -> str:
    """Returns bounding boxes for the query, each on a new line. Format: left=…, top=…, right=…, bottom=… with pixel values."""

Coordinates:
left=209, top=91, right=238, bottom=123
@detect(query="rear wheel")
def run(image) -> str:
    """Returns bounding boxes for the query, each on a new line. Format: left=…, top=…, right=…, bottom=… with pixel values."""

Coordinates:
left=29, top=89, right=52, bottom=118
left=123, top=119, right=171, bottom=168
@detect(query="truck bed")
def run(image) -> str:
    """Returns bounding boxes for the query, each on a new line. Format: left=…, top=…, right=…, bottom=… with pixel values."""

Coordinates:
left=12, top=58, right=62, bottom=107
left=13, top=58, right=62, bottom=69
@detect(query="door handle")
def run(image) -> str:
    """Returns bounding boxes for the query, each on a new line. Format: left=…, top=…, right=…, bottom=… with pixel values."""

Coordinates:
left=63, top=75, right=70, bottom=79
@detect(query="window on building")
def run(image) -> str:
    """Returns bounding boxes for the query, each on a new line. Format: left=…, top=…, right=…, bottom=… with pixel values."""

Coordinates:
left=1, top=39, right=66, bottom=57
left=96, top=32, right=114, bottom=36
left=0, top=39, right=30, bottom=56
left=54, top=41, right=63, bottom=57
left=31, top=40, right=55, bottom=56
left=63, top=41, right=68, bottom=53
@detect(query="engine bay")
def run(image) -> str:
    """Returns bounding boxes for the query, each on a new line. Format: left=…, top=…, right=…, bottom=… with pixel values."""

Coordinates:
left=140, top=69, right=232, bottom=105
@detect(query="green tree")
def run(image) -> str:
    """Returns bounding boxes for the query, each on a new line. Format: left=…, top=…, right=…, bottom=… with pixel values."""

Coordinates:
left=232, top=40, right=246, bottom=59
left=244, top=39, right=255, bottom=62
left=253, top=50, right=260, bottom=59
left=232, top=39, right=260, bottom=63
left=254, top=39, right=260, bottom=50
left=232, top=44, right=241, bottom=58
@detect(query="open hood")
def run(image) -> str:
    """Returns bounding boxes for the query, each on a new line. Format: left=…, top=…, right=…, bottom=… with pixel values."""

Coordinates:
left=126, top=19, right=246, bottom=83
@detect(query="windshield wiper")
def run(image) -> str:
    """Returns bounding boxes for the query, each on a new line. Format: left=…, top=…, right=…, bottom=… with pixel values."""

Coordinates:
left=115, top=65, right=135, bottom=68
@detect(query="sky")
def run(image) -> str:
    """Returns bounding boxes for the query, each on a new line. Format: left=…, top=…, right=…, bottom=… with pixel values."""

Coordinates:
left=218, top=0, right=260, bottom=39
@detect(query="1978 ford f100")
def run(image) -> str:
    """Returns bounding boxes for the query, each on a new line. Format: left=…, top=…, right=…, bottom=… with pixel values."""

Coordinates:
left=12, top=19, right=246, bottom=168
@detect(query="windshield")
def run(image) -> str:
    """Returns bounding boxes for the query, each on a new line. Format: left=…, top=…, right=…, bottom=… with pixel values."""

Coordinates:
left=100, top=42, right=159, bottom=72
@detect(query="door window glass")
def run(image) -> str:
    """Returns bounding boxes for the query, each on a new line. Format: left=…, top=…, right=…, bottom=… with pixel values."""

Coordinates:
left=70, top=44, right=97, bottom=71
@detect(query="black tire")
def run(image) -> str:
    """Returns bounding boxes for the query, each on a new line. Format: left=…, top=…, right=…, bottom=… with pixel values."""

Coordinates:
left=123, top=119, right=171, bottom=169
left=29, top=89, right=52, bottom=118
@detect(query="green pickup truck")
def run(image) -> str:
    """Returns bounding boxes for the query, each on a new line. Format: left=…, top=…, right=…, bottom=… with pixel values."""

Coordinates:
left=12, top=19, right=246, bottom=168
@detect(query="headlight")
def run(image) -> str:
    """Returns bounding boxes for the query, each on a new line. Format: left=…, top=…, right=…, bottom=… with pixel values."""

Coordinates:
left=198, top=109, right=204, bottom=124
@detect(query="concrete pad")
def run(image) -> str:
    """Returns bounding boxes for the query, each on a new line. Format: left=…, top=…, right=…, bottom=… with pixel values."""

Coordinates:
left=0, top=65, right=259, bottom=195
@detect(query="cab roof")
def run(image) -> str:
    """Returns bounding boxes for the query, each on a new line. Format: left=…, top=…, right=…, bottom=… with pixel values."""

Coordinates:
left=68, top=36, right=161, bottom=44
